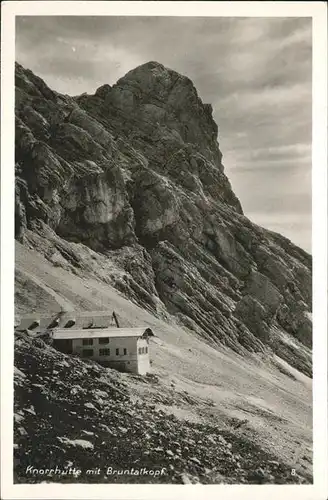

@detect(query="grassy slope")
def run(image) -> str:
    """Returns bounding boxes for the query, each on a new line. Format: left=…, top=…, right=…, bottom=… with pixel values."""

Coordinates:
left=14, top=242, right=312, bottom=483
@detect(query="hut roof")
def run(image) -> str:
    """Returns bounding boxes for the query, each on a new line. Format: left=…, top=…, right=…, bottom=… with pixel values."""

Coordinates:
left=16, top=311, right=118, bottom=332
left=52, top=327, right=154, bottom=340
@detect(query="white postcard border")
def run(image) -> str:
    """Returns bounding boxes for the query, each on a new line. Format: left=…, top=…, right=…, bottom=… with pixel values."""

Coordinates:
left=1, top=2, right=327, bottom=500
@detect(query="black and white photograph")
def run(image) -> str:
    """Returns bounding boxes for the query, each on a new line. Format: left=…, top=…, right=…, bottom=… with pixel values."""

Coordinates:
left=1, top=2, right=327, bottom=500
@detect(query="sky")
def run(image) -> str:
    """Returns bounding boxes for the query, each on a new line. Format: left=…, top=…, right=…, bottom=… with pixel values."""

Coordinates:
left=15, top=16, right=312, bottom=252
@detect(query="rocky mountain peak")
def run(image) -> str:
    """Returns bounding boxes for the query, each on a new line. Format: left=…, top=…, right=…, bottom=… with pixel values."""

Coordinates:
left=15, top=62, right=312, bottom=378
left=116, top=60, right=191, bottom=92
left=117, top=60, right=168, bottom=81
left=88, top=62, right=220, bottom=162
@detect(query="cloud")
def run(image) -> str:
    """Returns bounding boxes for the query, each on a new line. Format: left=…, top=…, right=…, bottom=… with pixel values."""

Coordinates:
left=15, top=16, right=312, bottom=252
left=247, top=211, right=312, bottom=253
left=226, top=143, right=312, bottom=171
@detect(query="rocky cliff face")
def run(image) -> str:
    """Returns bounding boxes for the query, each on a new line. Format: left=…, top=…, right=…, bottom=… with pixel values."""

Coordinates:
left=15, top=61, right=312, bottom=376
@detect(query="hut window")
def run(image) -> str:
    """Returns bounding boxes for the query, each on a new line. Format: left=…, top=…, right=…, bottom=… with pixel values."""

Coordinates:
left=123, top=348, right=127, bottom=355
left=99, top=348, right=110, bottom=356
left=82, top=349, right=93, bottom=357
left=83, top=338, right=93, bottom=346
left=99, top=337, right=109, bottom=344
left=145, top=347, right=148, bottom=354
left=116, top=348, right=119, bottom=355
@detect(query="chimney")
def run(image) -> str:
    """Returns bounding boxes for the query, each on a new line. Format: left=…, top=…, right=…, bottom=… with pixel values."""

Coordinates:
left=112, top=311, right=120, bottom=328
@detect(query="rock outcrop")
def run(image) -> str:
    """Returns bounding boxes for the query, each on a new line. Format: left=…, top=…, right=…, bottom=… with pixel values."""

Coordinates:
left=15, top=61, right=312, bottom=376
